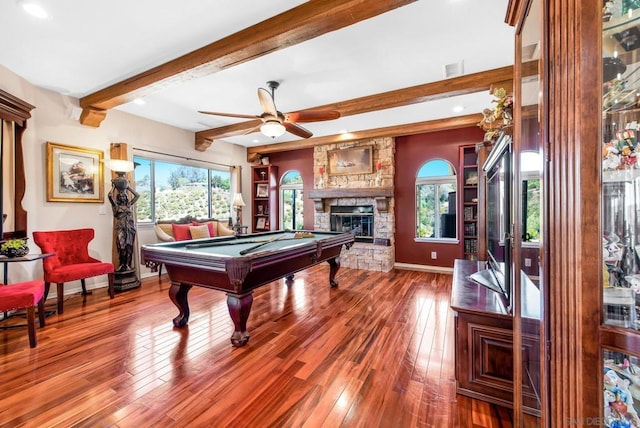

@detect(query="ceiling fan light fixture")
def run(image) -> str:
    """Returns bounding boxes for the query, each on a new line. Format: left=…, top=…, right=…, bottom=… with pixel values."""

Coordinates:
left=261, top=120, right=285, bottom=138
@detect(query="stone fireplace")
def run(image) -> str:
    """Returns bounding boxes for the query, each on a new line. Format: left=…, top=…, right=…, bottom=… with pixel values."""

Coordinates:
left=312, top=137, right=395, bottom=272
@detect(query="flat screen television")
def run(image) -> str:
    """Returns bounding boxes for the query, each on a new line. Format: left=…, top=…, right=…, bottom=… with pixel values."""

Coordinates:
left=469, top=133, right=512, bottom=309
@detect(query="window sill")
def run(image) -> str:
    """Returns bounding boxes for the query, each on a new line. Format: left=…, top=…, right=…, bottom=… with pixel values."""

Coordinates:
left=414, top=237, right=459, bottom=244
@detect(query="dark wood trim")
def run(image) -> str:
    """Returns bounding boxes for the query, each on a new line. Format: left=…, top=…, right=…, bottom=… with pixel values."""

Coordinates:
left=13, top=125, right=27, bottom=234
left=78, top=0, right=416, bottom=126
left=600, top=326, right=640, bottom=355
left=506, top=0, right=529, bottom=27
left=0, top=90, right=34, bottom=237
left=0, top=89, right=34, bottom=126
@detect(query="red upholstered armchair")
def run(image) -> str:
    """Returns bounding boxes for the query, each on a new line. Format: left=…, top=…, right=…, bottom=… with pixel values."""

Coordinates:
left=0, top=280, right=46, bottom=348
left=33, top=229, right=115, bottom=314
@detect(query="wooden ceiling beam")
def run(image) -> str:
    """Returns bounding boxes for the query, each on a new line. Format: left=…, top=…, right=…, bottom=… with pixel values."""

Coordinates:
left=78, top=0, right=416, bottom=127
left=201, top=62, right=536, bottom=151
left=293, top=65, right=515, bottom=116
left=199, top=66, right=513, bottom=144
left=195, top=119, right=263, bottom=151
left=246, top=113, right=482, bottom=161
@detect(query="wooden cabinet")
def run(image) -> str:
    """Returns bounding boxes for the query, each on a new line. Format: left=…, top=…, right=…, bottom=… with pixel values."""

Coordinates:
left=460, top=145, right=479, bottom=260
left=251, top=165, right=278, bottom=233
left=451, top=259, right=540, bottom=415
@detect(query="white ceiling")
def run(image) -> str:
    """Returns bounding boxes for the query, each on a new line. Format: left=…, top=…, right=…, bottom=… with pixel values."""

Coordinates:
left=0, top=0, right=514, bottom=148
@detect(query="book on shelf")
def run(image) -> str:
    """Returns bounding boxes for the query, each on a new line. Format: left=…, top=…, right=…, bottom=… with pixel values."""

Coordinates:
left=464, top=223, right=477, bottom=236
left=464, top=206, right=476, bottom=220
left=464, top=239, right=477, bottom=254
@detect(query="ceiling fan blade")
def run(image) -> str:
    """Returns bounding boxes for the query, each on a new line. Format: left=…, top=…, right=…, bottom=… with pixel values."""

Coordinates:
left=198, top=111, right=260, bottom=120
left=284, top=122, right=313, bottom=139
left=257, top=88, right=278, bottom=117
left=241, top=122, right=263, bottom=135
left=285, top=110, right=341, bottom=123
left=224, top=119, right=264, bottom=136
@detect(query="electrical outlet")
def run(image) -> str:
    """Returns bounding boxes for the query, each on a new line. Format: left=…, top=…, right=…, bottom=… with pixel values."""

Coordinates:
left=431, top=251, right=437, bottom=259
left=99, top=205, right=107, bottom=215
left=524, top=258, right=532, bottom=267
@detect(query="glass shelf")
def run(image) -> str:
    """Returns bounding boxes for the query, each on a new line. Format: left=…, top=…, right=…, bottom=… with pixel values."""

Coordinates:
left=602, top=4, right=640, bottom=333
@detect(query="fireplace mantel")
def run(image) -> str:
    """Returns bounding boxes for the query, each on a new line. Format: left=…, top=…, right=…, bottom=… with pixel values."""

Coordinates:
left=308, top=187, right=393, bottom=213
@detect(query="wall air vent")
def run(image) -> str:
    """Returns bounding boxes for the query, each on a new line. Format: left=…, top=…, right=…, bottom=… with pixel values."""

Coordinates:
left=442, top=60, right=464, bottom=79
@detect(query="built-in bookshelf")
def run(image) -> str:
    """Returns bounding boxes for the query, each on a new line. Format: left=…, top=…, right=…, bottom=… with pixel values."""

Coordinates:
left=460, top=144, right=479, bottom=261
left=251, top=164, right=278, bottom=233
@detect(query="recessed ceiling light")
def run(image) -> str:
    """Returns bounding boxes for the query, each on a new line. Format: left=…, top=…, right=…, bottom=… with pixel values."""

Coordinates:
left=19, top=1, right=48, bottom=19
left=252, top=139, right=259, bottom=143
left=133, top=98, right=146, bottom=105
left=339, top=129, right=349, bottom=134
left=452, top=105, right=465, bottom=113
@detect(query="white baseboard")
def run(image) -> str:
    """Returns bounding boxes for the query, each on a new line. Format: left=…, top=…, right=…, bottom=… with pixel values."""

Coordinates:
left=393, top=262, right=453, bottom=274
left=47, top=279, right=111, bottom=300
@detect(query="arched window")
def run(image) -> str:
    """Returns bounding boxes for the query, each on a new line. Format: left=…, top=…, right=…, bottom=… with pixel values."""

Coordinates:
left=416, top=159, right=457, bottom=240
left=280, top=170, right=304, bottom=230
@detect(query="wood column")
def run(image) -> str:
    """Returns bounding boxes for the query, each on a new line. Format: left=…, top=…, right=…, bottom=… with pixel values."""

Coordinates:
left=546, top=0, right=601, bottom=424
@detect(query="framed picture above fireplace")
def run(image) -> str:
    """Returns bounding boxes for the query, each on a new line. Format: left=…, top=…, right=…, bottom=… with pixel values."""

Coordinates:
left=327, top=145, right=373, bottom=176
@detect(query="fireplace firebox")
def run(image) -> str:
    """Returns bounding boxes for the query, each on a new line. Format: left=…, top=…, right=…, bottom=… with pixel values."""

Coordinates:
left=330, top=205, right=374, bottom=242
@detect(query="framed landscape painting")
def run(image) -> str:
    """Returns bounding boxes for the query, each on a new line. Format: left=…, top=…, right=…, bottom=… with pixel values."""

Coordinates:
left=46, top=142, right=104, bottom=202
left=327, top=145, right=373, bottom=176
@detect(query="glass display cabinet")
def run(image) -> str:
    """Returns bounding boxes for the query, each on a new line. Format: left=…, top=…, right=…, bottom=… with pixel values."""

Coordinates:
left=509, top=0, right=640, bottom=424
left=602, top=3, right=640, bottom=426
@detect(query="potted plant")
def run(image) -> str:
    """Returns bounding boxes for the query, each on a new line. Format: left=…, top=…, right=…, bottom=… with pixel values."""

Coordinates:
left=0, top=238, right=29, bottom=258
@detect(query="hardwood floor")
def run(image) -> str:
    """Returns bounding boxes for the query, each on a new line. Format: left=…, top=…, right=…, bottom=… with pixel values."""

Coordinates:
left=0, top=265, right=515, bottom=427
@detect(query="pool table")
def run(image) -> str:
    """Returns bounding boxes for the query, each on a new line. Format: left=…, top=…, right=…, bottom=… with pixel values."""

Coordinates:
left=141, top=230, right=354, bottom=347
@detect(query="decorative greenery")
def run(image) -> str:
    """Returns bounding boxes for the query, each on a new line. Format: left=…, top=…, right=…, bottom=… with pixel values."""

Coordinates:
left=478, top=87, right=513, bottom=142
left=1, top=238, right=26, bottom=251
left=0, top=238, right=28, bottom=257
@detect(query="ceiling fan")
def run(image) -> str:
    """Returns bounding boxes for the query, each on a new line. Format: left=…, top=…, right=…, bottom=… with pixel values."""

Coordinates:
left=198, top=81, right=340, bottom=139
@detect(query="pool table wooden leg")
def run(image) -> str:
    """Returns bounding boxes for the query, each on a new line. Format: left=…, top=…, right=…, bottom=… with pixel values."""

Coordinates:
left=227, top=293, right=253, bottom=347
left=169, top=282, right=192, bottom=328
left=327, top=257, right=341, bottom=288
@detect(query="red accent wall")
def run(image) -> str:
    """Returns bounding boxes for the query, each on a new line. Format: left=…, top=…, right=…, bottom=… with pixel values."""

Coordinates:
left=266, top=148, right=315, bottom=230
left=395, top=127, right=485, bottom=268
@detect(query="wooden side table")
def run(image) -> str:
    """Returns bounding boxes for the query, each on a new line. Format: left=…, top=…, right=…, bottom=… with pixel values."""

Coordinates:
left=1, top=253, right=54, bottom=284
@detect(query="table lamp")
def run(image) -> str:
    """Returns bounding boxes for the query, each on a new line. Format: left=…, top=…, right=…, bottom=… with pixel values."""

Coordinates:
left=233, top=192, right=246, bottom=226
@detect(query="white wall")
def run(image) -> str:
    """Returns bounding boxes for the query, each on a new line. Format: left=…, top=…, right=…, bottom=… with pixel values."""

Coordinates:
left=0, top=65, right=250, bottom=293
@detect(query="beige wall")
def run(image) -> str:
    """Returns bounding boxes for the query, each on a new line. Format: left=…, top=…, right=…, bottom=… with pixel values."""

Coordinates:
left=0, top=65, right=249, bottom=292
